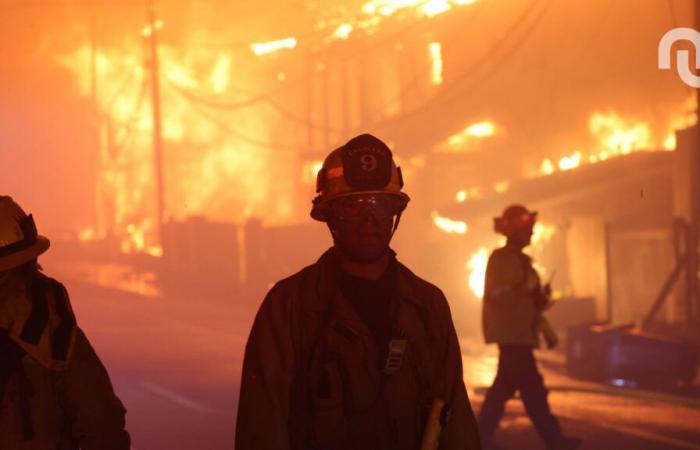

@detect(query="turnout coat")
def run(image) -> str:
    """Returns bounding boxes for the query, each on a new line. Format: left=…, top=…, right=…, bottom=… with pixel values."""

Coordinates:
left=0, top=271, right=129, bottom=450
left=236, top=249, right=481, bottom=450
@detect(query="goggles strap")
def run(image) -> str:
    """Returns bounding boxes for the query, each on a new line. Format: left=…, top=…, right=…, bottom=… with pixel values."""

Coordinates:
left=391, top=211, right=403, bottom=237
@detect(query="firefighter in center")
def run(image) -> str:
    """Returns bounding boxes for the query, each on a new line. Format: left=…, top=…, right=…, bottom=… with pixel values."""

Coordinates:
left=236, top=134, right=482, bottom=449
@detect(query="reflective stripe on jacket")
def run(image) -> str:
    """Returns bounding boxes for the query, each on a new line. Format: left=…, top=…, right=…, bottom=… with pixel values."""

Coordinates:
left=235, top=248, right=481, bottom=450
left=482, top=246, right=540, bottom=347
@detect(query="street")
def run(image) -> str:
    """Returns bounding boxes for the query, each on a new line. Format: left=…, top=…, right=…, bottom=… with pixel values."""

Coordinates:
left=58, top=273, right=700, bottom=450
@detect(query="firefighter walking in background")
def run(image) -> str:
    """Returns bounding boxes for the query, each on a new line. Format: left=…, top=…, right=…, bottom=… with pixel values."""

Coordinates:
left=477, top=205, right=580, bottom=450
left=236, top=134, right=481, bottom=450
left=0, top=196, right=130, bottom=450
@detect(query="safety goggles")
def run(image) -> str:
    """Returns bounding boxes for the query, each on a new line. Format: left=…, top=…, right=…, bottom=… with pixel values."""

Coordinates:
left=328, top=194, right=404, bottom=221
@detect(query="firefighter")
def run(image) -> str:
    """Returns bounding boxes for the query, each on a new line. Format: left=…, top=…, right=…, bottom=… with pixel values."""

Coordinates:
left=477, top=205, right=580, bottom=450
left=0, top=196, right=130, bottom=450
left=236, top=134, right=481, bottom=450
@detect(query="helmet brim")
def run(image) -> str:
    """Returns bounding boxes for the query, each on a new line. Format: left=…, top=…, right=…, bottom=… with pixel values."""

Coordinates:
left=0, top=235, right=50, bottom=271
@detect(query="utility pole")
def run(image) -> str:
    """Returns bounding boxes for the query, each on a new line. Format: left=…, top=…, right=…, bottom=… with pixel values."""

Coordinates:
left=146, top=0, right=166, bottom=241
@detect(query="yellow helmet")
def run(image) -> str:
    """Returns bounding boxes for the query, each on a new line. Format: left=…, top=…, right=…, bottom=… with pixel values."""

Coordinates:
left=0, top=196, right=50, bottom=271
left=311, top=134, right=410, bottom=222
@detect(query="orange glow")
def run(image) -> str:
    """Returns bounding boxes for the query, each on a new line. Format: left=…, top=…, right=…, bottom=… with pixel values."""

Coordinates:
left=531, top=222, right=556, bottom=247
left=467, top=247, right=488, bottom=299
left=429, top=42, right=443, bottom=85
left=539, top=158, right=555, bottom=175
left=454, top=186, right=482, bottom=202
left=536, top=110, right=679, bottom=177
left=466, top=223, right=555, bottom=299
left=493, top=180, right=510, bottom=193
left=61, top=38, right=301, bottom=254
left=465, top=121, right=496, bottom=138
left=558, top=151, right=582, bottom=171
left=361, top=0, right=472, bottom=18
left=333, top=23, right=354, bottom=40
left=208, top=55, right=231, bottom=93
left=432, top=212, right=468, bottom=234
left=320, top=0, right=478, bottom=43
left=303, top=160, right=324, bottom=185
left=250, top=37, right=297, bottom=56
left=78, top=228, right=96, bottom=242
left=589, top=112, right=652, bottom=155
left=440, top=120, right=498, bottom=152
left=455, top=189, right=468, bottom=203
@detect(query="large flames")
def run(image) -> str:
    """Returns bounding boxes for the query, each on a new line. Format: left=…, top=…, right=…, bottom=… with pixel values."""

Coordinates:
left=318, top=0, right=478, bottom=44
left=60, top=0, right=484, bottom=255
left=536, top=105, right=697, bottom=177
left=61, top=21, right=304, bottom=254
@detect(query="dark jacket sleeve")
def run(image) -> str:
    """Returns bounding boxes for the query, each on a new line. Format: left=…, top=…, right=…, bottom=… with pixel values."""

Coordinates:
left=235, top=284, right=295, bottom=450
left=62, top=328, right=130, bottom=450
left=434, top=290, right=482, bottom=450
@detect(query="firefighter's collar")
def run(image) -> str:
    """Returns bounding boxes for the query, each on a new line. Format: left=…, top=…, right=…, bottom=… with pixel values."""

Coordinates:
left=310, top=248, right=422, bottom=310
left=0, top=274, right=76, bottom=370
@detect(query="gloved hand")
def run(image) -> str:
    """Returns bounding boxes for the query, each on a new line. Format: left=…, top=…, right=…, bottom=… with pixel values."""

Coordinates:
left=535, top=283, right=553, bottom=310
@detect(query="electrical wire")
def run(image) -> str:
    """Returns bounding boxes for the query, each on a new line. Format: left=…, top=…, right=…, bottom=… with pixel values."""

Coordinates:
left=165, top=2, right=486, bottom=135
left=166, top=83, right=303, bottom=152
left=168, top=78, right=346, bottom=133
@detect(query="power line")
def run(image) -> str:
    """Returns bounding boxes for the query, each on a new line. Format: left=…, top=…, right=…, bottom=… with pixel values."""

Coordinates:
left=343, top=0, right=548, bottom=141
left=167, top=83, right=302, bottom=152
left=168, top=78, right=346, bottom=133
left=166, top=3, right=488, bottom=136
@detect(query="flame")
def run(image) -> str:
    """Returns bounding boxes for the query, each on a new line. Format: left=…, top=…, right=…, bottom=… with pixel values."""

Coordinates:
left=361, top=0, right=475, bottom=18
left=589, top=112, right=652, bottom=155
left=323, top=0, right=478, bottom=42
left=454, top=186, right=483, bottom=202
left=467, top=247, right=489, bottom=299
left=465, top=121, right=496, bottom=138
left=429, top=42, right=443, bottom=85
left=536, top=111, right=682, bottom=177
left=539, top=158, right=555, bottom=175
left=333, top=23, right=354, bottom=40
left=531, top=222, right=556, bottom=247
left=432, top=212, right=468, bottom=234
left=455, top=189, right=468, bottom=203
left=440, top=120, right=498, bottom=152
left=61, top=25, right=303, bottom=255
left=208, top=54, right=231, bottom=93
left=557, top=151, right=582, bottom=171
left=141, top=19, right=164, bottom=38
left=250, top=37, right=297, bottom=56
left=303, top=160, right=324, bottom=185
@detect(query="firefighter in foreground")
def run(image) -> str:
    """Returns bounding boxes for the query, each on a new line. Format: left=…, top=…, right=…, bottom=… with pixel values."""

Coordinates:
left=0, top=196, right=130, bottom=450
left=478, top=205, right=581, bottom=450
left=236, top=134, right=481, bottom=450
